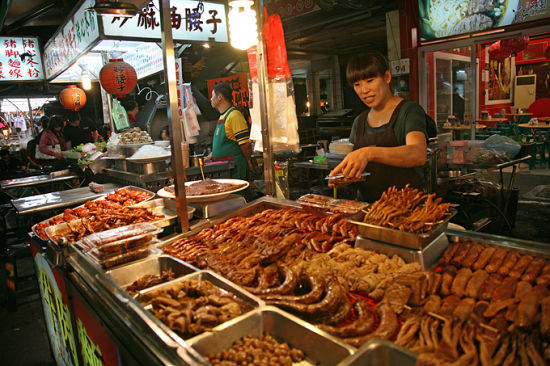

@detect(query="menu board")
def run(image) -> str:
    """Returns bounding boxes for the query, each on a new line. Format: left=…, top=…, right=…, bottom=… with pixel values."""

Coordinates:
left=0, top=37, right=44, bottom=81
left=419, top=0, right=550, bottom=41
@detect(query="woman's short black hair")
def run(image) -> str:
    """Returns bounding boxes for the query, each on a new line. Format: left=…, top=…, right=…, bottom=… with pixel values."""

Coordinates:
left=213, top=82, right=233, bottom=103
left=120, top=97, right=137, bottom=111
left=346, top=52, right=390, bottom=86
left=48, top=115, right=64, bottom=130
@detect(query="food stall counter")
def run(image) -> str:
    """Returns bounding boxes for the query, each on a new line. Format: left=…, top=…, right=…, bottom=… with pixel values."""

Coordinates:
left=10, top=183, right=119, bottom=215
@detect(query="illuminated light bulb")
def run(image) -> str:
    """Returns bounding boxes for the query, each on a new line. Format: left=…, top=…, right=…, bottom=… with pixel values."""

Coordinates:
left=228, top=0, right=258, bottom=50
left=203, top=43, right=210, bottom=48
left=81, top=72, right=92, bottom=90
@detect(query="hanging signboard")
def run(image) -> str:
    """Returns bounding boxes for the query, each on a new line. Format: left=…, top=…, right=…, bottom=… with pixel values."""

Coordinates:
left=419, top=0, right=550, bottom=42
left=390, top=58, right=410, bottom=76
left=102, top=0, right=228, bottom=43
left=43, top=0, right=100, bottom=79
left=207, top=73, right=250, bottom=112
left=121, top=43, right=164, bottom=79
left=0, top=37, right=44, bottom=81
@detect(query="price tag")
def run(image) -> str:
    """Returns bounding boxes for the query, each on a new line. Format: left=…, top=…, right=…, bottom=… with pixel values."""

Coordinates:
left=390, top=58, right=410, bottom=76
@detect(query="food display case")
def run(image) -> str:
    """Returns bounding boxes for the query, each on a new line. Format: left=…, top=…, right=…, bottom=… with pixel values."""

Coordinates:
left=28, top=193, right=549, bottom=366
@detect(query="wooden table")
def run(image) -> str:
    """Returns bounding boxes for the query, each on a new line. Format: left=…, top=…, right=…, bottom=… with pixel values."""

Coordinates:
left=506, top=113, right=532, bottom=123
left=442, top=124, right=486, bottom=139
left=518, top=123, right=550, bottom=140
left=476, top=118, right=508, bottom=127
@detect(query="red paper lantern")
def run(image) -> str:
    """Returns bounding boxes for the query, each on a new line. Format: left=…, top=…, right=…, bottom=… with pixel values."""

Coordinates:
left=99, top=58, right=137, bottom=98
left=488, top=41, right=510, bottom=61
left=59, top=85, right=87, bottom=111
left=500, top=36, right=529, bottom=56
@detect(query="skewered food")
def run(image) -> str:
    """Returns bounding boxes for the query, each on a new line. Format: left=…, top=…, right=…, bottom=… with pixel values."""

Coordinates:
left=362, top=185, right=451, bottom=233
left=205, top=334, right=305, bottom=366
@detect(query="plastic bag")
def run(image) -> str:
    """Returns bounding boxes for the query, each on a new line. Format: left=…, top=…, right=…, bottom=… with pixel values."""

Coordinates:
left=483, top=135, right=521, bottom=159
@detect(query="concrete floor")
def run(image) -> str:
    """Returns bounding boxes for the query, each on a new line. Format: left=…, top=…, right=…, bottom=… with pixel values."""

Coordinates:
left=0, top=165, right=549, bottom=366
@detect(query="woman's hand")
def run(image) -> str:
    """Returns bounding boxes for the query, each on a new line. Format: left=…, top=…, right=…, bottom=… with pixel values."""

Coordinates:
left=329, top=147, right=370, bottom=178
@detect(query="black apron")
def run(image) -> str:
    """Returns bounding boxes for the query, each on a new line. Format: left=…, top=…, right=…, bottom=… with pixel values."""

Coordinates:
left=354, top=100, right=422, bottom=203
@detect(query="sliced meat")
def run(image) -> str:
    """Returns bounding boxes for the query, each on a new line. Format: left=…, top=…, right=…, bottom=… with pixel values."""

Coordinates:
left=472, top=246, right=496, bottom=271
left=472, top=300, right=490, bottom=321
left=521, top=257, right=546, bottom=283
left=427, top=272, right=442, bottom=295
left=541, top=296, right=550, bottom=339
left=485, top=248, right=507, bottom=273
left=467, top=0, right=498, bottom=15
left=514, top=281, right=533, bottom=299
left=465, top=270, right=489, bottom=299
left=439, top=266, right=457, bottom=296
left=453, top=298, right=476, bottom=322
left=492, top=276, right=518, bottom=302
left=342, top=302, right=399, bottom=347
left=461, top=244, right=483, bottom=268
left=451, top=243, right=472, bottom=266
left=509, top=254, right=533, bottom=279
left=515, top=290, right=539, bottom=328
left=451, top=268, right=473, bottom=298
left=439, top=295, right=461, bottom=316
left=479, top=273, right=503, bottom=301
left=497, top=252, right=520, bottom=276
left=483, top=297, right=520, bottom=318
left=423, top=295, right=442, bottom=314
left=439, top=243, right=460, bottom=266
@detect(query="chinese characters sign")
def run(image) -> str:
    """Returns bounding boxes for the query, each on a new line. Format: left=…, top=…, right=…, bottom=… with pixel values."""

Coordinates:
left=43, top=0, right=100, bottom=80
left=0, top=37, right=44, bottom=81
left=208, top=73, right=250, bottom=112
left=102, top=0, right=228, bottom=43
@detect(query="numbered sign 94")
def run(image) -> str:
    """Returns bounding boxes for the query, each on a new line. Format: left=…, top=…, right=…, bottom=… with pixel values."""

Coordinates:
left=390, top=59, right=410, bottom=76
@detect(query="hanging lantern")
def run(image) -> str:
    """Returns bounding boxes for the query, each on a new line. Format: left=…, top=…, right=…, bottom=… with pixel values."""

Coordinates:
left=488, top=41, right=510, bottom=61
left=500, top=36, right=529, bottom=56
left=59, top=85, right=87, bottom=111
left=228, top=0, right=258, bottom=50
left=544, top=45, right=550, bottom=60
left=99, top=58, right=137, bottom=98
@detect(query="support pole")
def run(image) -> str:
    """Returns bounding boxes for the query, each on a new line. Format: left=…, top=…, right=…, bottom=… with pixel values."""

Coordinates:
left=255, top=0, right=276, bottom=197
left=160, top=0, right=189, bottom=231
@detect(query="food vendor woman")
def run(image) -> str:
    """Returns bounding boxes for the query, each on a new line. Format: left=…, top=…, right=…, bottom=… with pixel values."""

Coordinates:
left=329, top=52, right=429, bottom=202
left=209, top=82, right=251, bottom=180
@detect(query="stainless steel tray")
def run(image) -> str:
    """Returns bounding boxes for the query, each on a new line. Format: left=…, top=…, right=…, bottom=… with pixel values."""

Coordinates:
left=337, top=339, right=416, bottom=366
left=137, top=270, right=263, bottom=343
left=189, top=306, right=354, bottom=365
left=347, top=209, right=456, bottom=249
left=105, top=254, right=198, bottom=290
left=31, top=185, right=156, bottom=239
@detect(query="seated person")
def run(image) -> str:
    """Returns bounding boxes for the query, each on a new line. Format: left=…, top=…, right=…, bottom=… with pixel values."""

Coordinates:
left=0, top=149, right=26, bottom=179
left=63, top=111, right=93, bottom=150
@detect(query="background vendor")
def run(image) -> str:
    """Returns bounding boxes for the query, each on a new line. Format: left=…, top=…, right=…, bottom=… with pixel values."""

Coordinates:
left=208, top=82, right=251, bottom=180
left=330, top=52, right=428, bottom=202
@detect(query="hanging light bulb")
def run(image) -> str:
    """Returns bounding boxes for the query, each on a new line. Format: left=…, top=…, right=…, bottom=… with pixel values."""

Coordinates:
left=81, top=71, right=92, bottom=90
left=228, top=0, right=258, bottom=50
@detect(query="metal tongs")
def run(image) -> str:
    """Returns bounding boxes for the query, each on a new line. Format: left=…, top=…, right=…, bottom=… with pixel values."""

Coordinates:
left=324, top=172, right=370, bottom=180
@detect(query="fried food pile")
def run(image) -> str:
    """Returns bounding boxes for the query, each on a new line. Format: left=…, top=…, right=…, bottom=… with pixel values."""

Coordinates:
left=205, top=334, right=304, bottom=366
left=118, top=127, right=152, bottom=144
left=125, top=269, right=176, bottom=297
left=407, top=238, right=550, bottom=365
left=363, top=185, right=451, bottom=233
left=35, top=188, right=153, bottom=240
left=48, top=206, right=164, bottom=243
left=139, top=279, right=247, bottom=338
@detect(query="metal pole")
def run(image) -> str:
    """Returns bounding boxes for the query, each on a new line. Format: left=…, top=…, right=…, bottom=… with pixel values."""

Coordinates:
left=255, top=0, right=276, bottom=197
left=160, top=0, right=189, bottom=231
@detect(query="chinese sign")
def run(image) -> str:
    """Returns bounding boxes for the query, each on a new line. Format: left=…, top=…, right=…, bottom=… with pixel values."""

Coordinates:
left=0, top=37, right=44, bottom=81
left=43, top=0, right=100, bottom=79
left=208, top=73, right=250, bottom=112
left=35, top=254, right=79, bottom=366
left=102, top=0, right=228, bottom=43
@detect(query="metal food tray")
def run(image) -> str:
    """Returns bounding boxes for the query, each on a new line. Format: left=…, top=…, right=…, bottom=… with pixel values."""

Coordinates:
left=105, top=254, right=198, bottom=290
left=337, top=339, right=416, bottom=366
left=137, top=270, right=263, bottom=343
left=31, top=185, right=156, bottom=239
left=44, top=198, right=176, bottom=244
left=347, top=209, right=456, bottom=249
left=189, top=306, right=354, bottom=366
